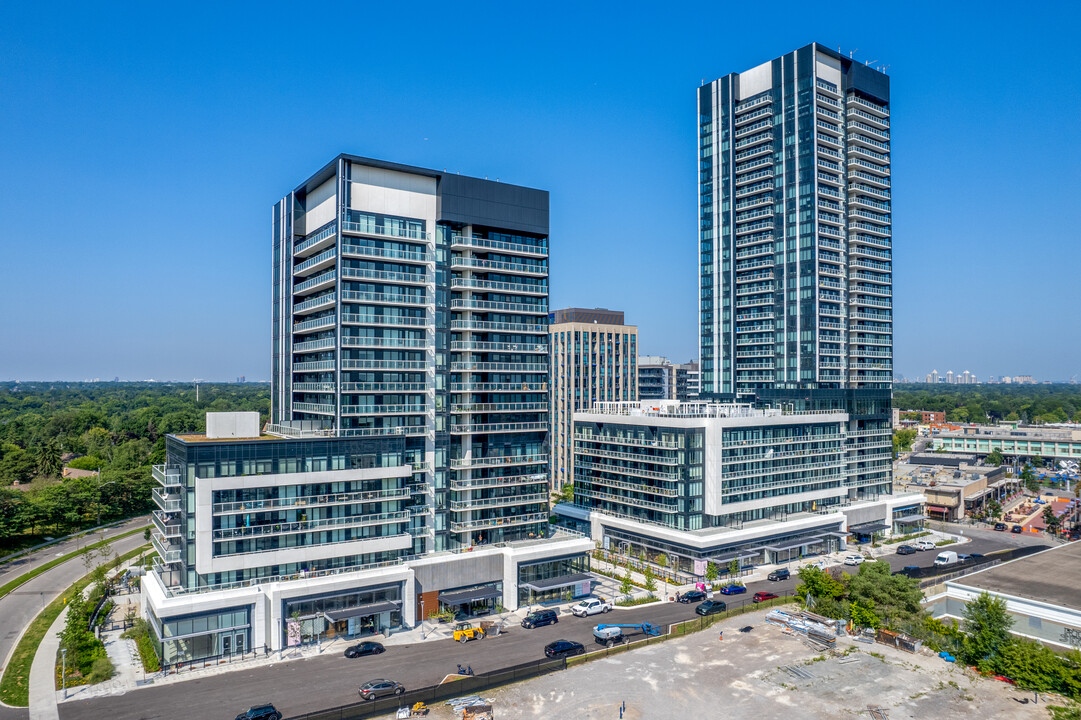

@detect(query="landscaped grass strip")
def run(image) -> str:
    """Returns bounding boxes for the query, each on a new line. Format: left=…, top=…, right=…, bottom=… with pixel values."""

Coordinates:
left=0, top=525, right=149, bottom=602
left=0, top=544, right=150, bottom=706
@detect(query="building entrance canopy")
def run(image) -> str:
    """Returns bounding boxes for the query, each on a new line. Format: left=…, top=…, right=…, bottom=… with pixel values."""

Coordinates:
left=438, top=584, right=502, bottom=606
left=521, top=572, right=593, bottom=592
left=893, top=514, right=927, bottom=525
left=848, top=521, right=889, bottom=534
left=323, top=600, right=400, bottom=622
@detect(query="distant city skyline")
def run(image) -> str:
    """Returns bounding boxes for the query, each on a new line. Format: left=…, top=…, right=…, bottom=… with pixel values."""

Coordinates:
left=1, top=4, right=1079, bottom=382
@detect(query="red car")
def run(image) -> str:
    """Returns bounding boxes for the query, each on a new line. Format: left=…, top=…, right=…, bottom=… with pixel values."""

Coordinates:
left=753, top=592, right=779, bottom=603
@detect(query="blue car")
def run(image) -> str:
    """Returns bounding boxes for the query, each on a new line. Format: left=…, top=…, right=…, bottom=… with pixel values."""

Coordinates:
left=719, top=584, right=747, bottom=595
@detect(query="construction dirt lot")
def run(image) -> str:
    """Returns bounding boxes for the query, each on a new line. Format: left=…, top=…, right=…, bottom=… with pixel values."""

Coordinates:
left=408, top=608, right=1058, bottom=720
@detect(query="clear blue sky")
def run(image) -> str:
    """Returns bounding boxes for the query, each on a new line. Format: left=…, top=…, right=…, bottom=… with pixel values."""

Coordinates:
left=2, top=1, right=1079, bottom=382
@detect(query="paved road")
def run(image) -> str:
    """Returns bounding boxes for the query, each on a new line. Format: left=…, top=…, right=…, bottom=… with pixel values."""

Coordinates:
left=57, top=529, right=1040, bottom=720
left=0, top=518, right=150, bottom=678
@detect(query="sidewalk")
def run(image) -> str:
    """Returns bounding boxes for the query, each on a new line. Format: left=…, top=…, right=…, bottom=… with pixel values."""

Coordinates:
left=28, top=605, right=66, bottom=720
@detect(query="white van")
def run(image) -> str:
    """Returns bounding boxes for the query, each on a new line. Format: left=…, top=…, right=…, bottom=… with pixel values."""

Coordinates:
left=933, top=551, right=959, bottom=567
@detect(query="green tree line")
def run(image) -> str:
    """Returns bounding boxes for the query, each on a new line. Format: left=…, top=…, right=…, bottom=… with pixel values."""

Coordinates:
left=895, top=383, right=1081, bottom=425
left=0, top=382, right=269, bottom=547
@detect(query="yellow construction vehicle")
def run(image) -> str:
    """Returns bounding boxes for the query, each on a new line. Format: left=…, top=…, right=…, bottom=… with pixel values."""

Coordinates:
left=452, top=621, right=486, bottom=643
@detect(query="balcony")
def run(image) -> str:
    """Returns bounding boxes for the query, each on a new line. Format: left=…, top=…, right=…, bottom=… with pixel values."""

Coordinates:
left=450, top=319, right=547, bottom=334
left=449, top=298, right=547, bottom=315
left=450, top=361, right=546, bottom=373
left=450, top=381, right=547, bottom=392
left=213, top=487, right=412, bottom=515
left=451, top=402, right=548, bottom=413
left=450, top=340, right=548, bottom=354
left=341, top=243, right=429, bottom=264
left=151, top=533, right=182, bottom=565
left=816, top=78, right=839, bottom=96
left=152, top=464, right=182, bottom=488
left=341, top=404, right=428, bottom=416
left=450, top=277, right=548, bottom=296
left=340, top=381, right=427, bottom=392
left=450, top=454, right=547, bottom=469
left=293, top=270, right=336, bottom=296
left=293, top=293, right=336, bottom=316
left=152, top=487, right=181, bottom=513
left=341, top=267, right=430, bottom=286
left=292, top=360, right=336, bottom=372
left=448, top=511, right=549, bottom=533
left=341, top=336, right=428, bottom=350
left=733, top=107, right=772, bottom=128
left=338, top=426, right=428, bottom=438
left=449, top=474, right=547, bottom=490
left=293, top=248, right=336, bottom=277
left=341, top=359, right=427, bottom=371
left=573, top=432, right=679, bottom=450
left=575, top=460, right=680, bottom=482
left=292, top=402, right=335, bottom=415
left=340, top=313, right=429, bottom=328
left=212, top=510, right=410, bottom=541
left=574, top=488, right=678, bottom=514
left=734, top=168, right=774, bottom=187
left=152, top=510, right=182, bottom=539
left=574, top=445, right=679, bottom=466
left=734, top=93, right=772, bottom=113
left=449, top=421, right=548, bottom=435
left=293, top=316, right=336, bottom=335
left=450, top=256, right=547, bottom=277
left=341, top=220, right=430, bottom=242
left=293, top=337, right=336, bottom=353
left=450, top=235, right=548, bottom=258
left=293, top=223, right=337, bottom=258
left=341, top=290, right=427, bottom=307
left=449, top=493, right=548, bottom=511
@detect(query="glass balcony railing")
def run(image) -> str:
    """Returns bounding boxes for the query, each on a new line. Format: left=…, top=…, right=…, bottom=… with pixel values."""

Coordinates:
left=292, top=337, right=336, bottom=353
left=293, top=223, right=337, bottom=257
left=450, top=319, right=547, bottom=334
left=341, top=290, right=427, bottom=306
left=449, top=473, right=547, bottom=490
left=448, top=511, right=549, bottom=533
left=341, top=404, right=427, bottom=415
left=341, top=243, right=429, bottom=263
left=291, top=360, right=335, bottom=372
left=341, top=220, right=430, bottom=241
left=292, top=402, right=335, bottom=414
left=340, top=336, right=428, bottom=349
left=450, top=340, right=548, bottom=353
left=341, top=267, right=430, bottom=285
left=213, top=487, right=412, bottom=515
left=293, top=248, right=337, bottom=277
left=152, top=464, right=181, bottom=488
left=293, top=270, right=336, bottom=296
left=449, top=493, right=548, bottom=511
left=152, top=510, right=182, bottom=539
left=293, top=316, right=335, bottom=334
left=450, top=256, right=547, bottom=276
left=341, top=359, right=427, bottom=370
left=340, top=381, right=427, bottom=392
left=450, top=361, right=547, bottom=373
left=450, top=235, right=548, bottom=257
left=340, top=314, right=429, bottom=328
left=451, top=402, right=548, bottom=413
left=450, top=454, right=547, bottom=469
left=450, top=277, right=548, bottom=296
left=152, top=487, right=181, bottom=512
left=449, top=382, right=547, bottom=392
left=293, top=293, right=336, bottom=315
left=449, top=421, right=548, bottom=434
left=151, top=533, right=182, bottom=564
left=213, top=510, right=410, bottom=540
left=449, top=298, right=547, bottom=315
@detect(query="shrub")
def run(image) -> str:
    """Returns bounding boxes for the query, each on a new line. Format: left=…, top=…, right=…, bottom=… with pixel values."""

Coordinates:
left=86, top=657, right=114, bottom=684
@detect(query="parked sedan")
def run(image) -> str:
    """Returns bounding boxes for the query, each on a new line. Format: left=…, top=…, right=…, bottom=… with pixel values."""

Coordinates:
left=677, top=589, right=707, bottom=604
left=358, top=679, right=404, bottom=701
left=719, top=584, right=747, bottom=595
left=752, top=592, right=779, bottom=603
left=235, top=705, right=281, bottom=720
left=767, top=568, right=790, bottom=581
left=1011, top=525, right=1024, bottom=534
left=896, top=545, right=916, bottom=555
left=994, top=522, right=1008, bottom=531
left=912, top=540, right=936, bottom=551
left=344, top=641, right=385, bottom=658
left=544, top=639, right=585, bottom=659
left=843, top=554, right=864, bottom=566
left=696, top=599, right=728, bottom=616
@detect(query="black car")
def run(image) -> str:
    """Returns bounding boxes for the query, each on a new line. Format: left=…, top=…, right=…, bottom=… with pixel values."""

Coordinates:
left=235, top=705, right=281, bottom=720
left=522, top=609, right=559, bottom=629
left=344, top=641, right=385, bottom=658
left=896, top=545, right=916, bottom=555
left=677, top=589, right=707, bottom=603
left=358, top=679, right=405, bottom=701
left=994, top=522, right=1008, bottom=531
left=544, top=639, right=585, bottom=659
left=767, top=568, right=790, bottom=581
left=695, top=599, right=727, bottom=616
left=1011, top=525, right=1024, bottom=534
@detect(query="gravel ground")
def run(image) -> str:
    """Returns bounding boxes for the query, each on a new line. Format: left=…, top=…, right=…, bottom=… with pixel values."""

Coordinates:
left=412, top=609, right=1054, bottom=720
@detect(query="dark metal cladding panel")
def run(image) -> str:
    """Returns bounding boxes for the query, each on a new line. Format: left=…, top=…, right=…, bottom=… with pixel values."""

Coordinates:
left=845, top=61, right=890, bottom=103
left=437, top=174, right=549, bottom=235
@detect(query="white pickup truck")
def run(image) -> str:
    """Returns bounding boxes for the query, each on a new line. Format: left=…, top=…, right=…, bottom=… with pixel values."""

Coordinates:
left=570, top=597, right=613, bottom=617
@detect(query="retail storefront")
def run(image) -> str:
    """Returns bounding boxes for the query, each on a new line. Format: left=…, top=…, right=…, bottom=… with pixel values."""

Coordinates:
left=152, top=605, right=252, bottom=666
left=282, top=584, right=402, bottom=646
left=438, top=583, right=502, bottom=618
left=517, top=554, right=591, bottom=606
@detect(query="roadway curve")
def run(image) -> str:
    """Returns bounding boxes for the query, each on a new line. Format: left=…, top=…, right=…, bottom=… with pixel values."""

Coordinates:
left=0, top=518, right=149, bottom=719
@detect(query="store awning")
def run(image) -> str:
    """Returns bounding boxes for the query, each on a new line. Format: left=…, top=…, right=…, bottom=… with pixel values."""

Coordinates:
left=892, top=514, right=927, bottom=525
left=926, top=505, right=948, bottom=513
left=848, top=521, right=889, bottom=534
left=708, top=549, right=762, bottom=564
left=521, top=572, right=593, bottom=592
left=438, top=584, right=502, bottom=606
left=323, top=601, right=400, bottom=622
left=824, top=531, right=851, bottom=538
left=763, top=541, right=815, bottom=552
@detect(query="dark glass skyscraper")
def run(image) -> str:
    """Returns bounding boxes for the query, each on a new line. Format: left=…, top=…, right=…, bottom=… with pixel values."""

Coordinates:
left=698, top=43, right=893, bottom=500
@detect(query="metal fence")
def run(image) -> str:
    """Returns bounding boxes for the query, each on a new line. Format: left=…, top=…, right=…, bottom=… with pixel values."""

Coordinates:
left=161, top=645, right=271, bottom=674
left=667, top=594, right=798, bottom=636
left=287, top=658, right=567, bottom=720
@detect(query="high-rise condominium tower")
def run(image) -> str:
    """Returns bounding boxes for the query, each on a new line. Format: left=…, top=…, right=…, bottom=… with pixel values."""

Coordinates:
left=272, top=155, right=552, bottom=549
left=698, top=43, right=893, bottom=501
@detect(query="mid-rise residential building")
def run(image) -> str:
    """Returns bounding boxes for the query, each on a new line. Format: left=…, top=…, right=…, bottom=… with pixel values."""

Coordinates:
left=637, top=356, right=673, bottom=400
left=557, top=401, right=923, bottom=571
left=636, top=356, right=700, bottom=402
left=674, top=360, right=700, bottom=401
left=146, top=156, right=592, bottom=666
left=549, top=308, right=637, bottom=490
left=698, top=42, right=894, bottom=504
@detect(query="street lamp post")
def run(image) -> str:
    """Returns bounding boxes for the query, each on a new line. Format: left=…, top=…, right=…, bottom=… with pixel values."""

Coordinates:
left=61, top=648, right=67, bottom=699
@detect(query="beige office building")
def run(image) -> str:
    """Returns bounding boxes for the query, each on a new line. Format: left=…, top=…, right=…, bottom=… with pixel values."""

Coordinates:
left=549, top=308, right=637, bottom=490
